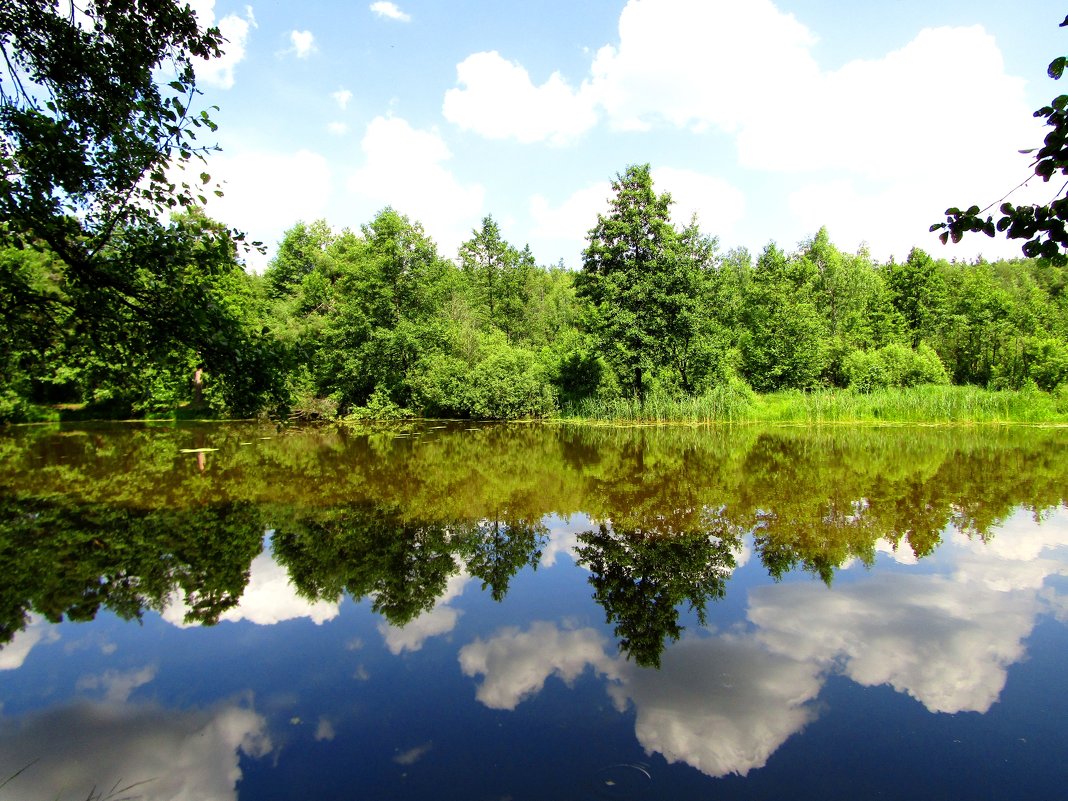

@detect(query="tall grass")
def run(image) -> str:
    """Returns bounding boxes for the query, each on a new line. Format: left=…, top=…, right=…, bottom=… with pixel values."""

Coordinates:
left=562, top=383, right=755, bottom=423
left=562, top=385, right=1068, bottom=424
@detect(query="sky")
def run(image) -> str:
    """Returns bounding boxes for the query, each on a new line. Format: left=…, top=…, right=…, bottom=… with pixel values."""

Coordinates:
left=182, top=0, right=1068, bottom=270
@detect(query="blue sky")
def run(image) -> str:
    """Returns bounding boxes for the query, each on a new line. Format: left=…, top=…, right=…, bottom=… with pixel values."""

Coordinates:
left=185, top=1, right=1067, bottom=270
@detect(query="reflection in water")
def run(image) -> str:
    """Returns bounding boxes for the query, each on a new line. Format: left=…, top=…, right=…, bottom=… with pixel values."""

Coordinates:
left=0, top=699, right=270, bottom=801
left=576, top=519, right=740, bottom=666
left=2, top=423, right=1068, bottom=665
left=1, top=423, right=1067, bottom=795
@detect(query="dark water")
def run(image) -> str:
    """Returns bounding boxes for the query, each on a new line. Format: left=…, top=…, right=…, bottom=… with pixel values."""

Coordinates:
left=1, top=421, right=1067, bottom=800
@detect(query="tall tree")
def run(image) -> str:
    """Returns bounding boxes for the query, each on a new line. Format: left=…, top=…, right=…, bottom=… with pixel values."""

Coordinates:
left=577, top=164, right=688, bottom=400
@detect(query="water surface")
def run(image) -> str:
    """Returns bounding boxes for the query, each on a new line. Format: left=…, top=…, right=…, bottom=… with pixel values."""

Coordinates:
left=1, top=421, right=1066, bottom=799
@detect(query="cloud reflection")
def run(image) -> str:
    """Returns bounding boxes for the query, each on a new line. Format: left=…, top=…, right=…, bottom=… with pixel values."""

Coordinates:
left=0, top=615, right=58, bottom=670
left=379, top=572, right=470, bottom=654
left=460, top=508, right=1068, bottom=777
left=164, top=550, right=339, bottom=628
left=459, top=621, right=617, bottom=710
left=0, top=700, right=270, bottom=801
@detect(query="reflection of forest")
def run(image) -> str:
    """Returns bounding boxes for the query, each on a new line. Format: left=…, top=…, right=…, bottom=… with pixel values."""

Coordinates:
left=2, top=422, right=1066, bottom=662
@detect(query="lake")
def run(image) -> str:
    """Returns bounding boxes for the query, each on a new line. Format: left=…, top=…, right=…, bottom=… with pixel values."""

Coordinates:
left=1, top=420, right=1067, bottom=800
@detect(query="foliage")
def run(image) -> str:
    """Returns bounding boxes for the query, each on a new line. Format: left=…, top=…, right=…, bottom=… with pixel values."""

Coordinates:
left=843, top=343, right=950, bottom=393
left=932, top=14, right=1068, bottom=264
left=578, top=164, right=717, bottom=400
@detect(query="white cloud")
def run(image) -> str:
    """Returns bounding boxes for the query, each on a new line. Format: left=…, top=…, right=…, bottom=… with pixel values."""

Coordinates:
left=346, top=116, right=485, bottom=260
left=393, top=742, right=433, bottom=765
left=653, top=167, right=746, bottom=241
left=370, top=2, right=411, bottom=23
left=195, top=6, right=256, bottom=90
left=327, top=122, right=350, bottom=136
left=528, top=167, right=745, bottom=266
left=164, top=550, right=339, bottom=627
left=77, top=665, right=158, bottom=704
left=378, top=572, right=469, bottom=654
left=589, top=0, right=819, bottom=134
left=444, top=51, right=598, bottom=145
left=0, top=615, right=59, bottom=670
left=289, top=30, right=317, bottom=59
left=0, top=701, right=270, bottom=801
left=199, top=148, right=333, bottom=270
left=608, top=636, right=822, bottom=778
left=459, top=622, right=617, bottom=710
left=529, top=181, right=611, bottom=266
left=332, top=88, right=354, bottom=110
left=749, top=573, right=1038, bottom=714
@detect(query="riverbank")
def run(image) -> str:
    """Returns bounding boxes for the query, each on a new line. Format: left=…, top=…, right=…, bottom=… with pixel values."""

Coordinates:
left=560, top=385, right=1068, bottom=425
left=9, top=384, right=1068, bottom=427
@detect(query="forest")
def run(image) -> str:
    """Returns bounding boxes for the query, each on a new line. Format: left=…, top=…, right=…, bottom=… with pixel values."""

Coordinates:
left=2, top=161, right=1068, bottom=424
left=3, top=3, right=1068, bottom=424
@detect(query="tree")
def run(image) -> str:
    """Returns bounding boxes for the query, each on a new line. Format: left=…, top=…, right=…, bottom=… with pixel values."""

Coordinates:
left=578, top=164, right=718, bottom=400
left=458, top=215, right=535, bottom=342
left=738, top=243, right=827, bottom=391
left=0, top=2, right=280, bottom=416
left=931, top=14, right=1068, bottom=264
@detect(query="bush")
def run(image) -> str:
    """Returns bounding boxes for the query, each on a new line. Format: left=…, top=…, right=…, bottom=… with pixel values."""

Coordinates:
left=844, top=343, right=949, bottom=393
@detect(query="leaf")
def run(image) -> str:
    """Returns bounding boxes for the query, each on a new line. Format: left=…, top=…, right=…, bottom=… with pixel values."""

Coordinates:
left=200, top=172, right=210, bottom=184
left=1049, top=56, right=1067, bottom=80
left=168, top=80, right=185, bottom=92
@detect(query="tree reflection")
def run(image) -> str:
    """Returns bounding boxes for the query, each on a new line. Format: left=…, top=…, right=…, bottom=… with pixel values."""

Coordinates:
left=2, top=422, right=1068, bottom=659
left=0, top=496, right=264, bottom=645
left=576, top=514, right=741, bottom=668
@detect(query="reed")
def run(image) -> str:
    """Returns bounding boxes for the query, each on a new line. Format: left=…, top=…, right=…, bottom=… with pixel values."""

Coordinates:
left=563, top=385, right=1068, bottom=425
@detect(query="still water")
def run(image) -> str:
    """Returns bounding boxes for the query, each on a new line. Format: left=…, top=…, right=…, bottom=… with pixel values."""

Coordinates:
left=1, top=421, right=1067, bottom=799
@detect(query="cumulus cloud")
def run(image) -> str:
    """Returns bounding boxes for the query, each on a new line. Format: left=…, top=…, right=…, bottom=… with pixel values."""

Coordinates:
left=608, top=636, right=823, bottom=778
left=198, top=147, right=333, bottom=270
left=370, top=2, right=411, bottom=22
left=379, top=572, right=470, bottom=654
left=444, top=52, right=599, bottom=145
left=444, top=0, right=1042, bottom=259
left=289, top=30, right=317, bottom=59
left=164, top=550, right=339, bottom=627
left=653, top=167, right=746, bottom=240
left=0, top=701, right=270, bottom=801
left=459, top=622, right=617, bottom=710
left=528, top=166, right=745, bottom=266
left=77, top=665, right=158, bottom=704
left=190, top=4, right=256, bottom=90
left=590, top=0, right=819, bottom=134
left=0, top=615, right=59, bottom=671
left=346, top=116, right=485, bottom=260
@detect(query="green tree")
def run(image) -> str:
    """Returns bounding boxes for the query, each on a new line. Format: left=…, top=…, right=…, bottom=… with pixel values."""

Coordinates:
left=458, top=215, right=536, bottom=342
left=0, top=2, right=282, bottom=418
left=884, top=248, right=949, bottom=348
left=738, top=243, right=827, bottom=391
left=578, top=164, right=712, bottom=400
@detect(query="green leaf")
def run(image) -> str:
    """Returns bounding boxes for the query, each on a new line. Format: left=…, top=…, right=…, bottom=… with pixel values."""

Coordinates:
left=1049, top=56, right=1067, bottom=80
left=200, top=172, right=211, bottom=184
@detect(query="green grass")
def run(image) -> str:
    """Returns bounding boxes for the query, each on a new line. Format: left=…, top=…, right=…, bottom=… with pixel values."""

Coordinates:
left=563, top=385, right=1068, bottom=425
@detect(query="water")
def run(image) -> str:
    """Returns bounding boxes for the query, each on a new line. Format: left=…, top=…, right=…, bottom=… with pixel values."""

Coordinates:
left=1, top=421, right=1067, bottom=799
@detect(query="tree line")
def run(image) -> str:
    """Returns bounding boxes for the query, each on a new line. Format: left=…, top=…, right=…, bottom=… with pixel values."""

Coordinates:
left=3, top=163, right=1068, bottom=422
